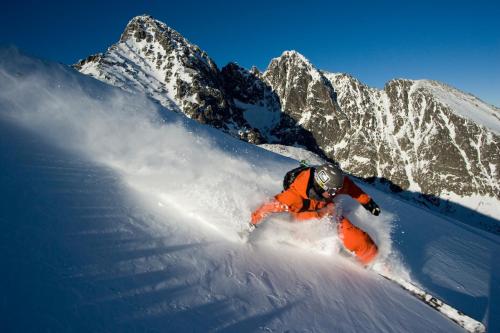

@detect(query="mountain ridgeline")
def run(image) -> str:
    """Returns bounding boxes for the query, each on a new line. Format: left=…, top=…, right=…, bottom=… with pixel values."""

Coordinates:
left=75, top=15, right=500, bottom=214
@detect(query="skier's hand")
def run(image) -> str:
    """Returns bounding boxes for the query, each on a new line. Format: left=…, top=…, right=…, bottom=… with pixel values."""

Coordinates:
left=248, top=222, right=257, bottom=232
left=318, top=203, right=335, bottom=217
left=363, top=199, right=381, bottom=216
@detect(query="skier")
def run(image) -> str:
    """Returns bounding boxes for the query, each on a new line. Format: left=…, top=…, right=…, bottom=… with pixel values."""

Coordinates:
left=250, top=163, right=381, bottom=265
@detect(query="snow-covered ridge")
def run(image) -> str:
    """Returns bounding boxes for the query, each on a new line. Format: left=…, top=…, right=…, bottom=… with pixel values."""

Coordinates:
left=74, top=15, right=260, bottom=142
left=324, top=73, right=500, bottom=134
left=413, top=79, right=500, bottom=134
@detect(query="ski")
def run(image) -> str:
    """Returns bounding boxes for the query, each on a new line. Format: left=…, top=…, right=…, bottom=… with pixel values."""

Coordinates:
left=373, top=266, right=486, bottom=333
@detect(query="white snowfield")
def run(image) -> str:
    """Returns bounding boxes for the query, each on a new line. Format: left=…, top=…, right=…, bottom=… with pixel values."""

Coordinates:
left=1, top=48, right=498, bottom=332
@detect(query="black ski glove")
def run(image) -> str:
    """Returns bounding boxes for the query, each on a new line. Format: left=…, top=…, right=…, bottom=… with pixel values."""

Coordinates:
left=362, top=199, right=381, bottom=216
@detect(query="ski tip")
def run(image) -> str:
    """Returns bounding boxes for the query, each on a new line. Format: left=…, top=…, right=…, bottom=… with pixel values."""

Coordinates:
left=370, top=264, right=486, bottom=333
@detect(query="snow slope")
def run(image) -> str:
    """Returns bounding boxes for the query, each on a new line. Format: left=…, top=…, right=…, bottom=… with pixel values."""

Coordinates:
left=1, top=48, right=498, bottom=332
left=413, top=80, right=500, bottom=135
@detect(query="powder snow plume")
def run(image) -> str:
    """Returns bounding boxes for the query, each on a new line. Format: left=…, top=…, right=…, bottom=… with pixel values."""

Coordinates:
left=0, top=48, right=285, bottom=240
left=0, top=47, right=400, bottom=261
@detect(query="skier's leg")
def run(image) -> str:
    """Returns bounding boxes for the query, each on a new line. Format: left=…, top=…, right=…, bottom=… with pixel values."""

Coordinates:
left=338, top=217, right=378, bottom=265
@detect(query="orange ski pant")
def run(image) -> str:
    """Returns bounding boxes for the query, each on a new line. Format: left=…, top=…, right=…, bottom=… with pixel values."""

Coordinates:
left=338, top=217, right=378, bottom=265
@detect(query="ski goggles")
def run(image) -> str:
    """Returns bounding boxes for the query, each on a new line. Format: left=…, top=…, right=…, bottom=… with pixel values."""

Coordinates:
left=326, top=187, right=341, bottom=196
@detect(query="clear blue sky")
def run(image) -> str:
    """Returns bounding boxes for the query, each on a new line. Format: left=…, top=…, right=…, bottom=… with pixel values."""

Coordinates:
left=2, top=0, right=499, bottom=106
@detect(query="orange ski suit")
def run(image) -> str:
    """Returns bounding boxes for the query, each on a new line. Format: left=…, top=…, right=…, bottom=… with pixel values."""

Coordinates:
left=251, top=168, right=378, bottom=265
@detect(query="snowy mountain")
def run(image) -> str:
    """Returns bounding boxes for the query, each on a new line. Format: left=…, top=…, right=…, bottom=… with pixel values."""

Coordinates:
left=74, top=15, right=500, bottom=229
left=74, top=15, right=262, bottom=143
left=323, top=73, right=499, bottom=200
left=2, top=47, right=498, bottom=333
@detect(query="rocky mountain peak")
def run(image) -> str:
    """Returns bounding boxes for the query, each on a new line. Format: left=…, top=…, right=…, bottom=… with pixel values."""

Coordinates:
left=120, top=15, right=182, bottom=44
left=265, top=50, right=322, bottom=83
left=119, top=14, right=214, bottom=70
left=274, top=50, right=313, bottom=66
left=74, top=15, right=265, bottom=142
left=264, top=50, right=338, bottom=106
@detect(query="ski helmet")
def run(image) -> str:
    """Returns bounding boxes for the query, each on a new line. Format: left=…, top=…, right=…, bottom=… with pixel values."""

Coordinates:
left=314, top=163, right=344, bottom=194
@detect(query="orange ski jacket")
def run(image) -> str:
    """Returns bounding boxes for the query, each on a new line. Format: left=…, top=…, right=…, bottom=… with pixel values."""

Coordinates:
left=251, top=168, right=372, bottom=225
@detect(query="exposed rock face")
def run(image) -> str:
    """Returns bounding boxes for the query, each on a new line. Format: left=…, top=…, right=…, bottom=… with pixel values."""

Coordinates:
left=323, top=73, right=500, bottom=199
left=220, top=61, right=323, bottom=153
left=261, top=51, right=347, bottom=158
left=220, top=62, right=281, bottom=142
left=75, top=15, right=500, bottom=204
left=74, top=15, right=262, bottom=143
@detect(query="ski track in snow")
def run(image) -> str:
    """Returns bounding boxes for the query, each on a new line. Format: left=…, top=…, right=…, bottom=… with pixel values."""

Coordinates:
left=1, top=48, right=499, bottom=332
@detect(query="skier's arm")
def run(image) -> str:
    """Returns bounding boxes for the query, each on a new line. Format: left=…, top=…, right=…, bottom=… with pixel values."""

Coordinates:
left=251, top=188, right=308, bottom=225
left=337, top=177, right=371, bottom=204
left=250, top=198, right=289, bottom=225
left=338, top=177, right=380, bottom=216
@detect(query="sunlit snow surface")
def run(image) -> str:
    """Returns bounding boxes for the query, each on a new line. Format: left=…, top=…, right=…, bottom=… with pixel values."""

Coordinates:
left=414, top=80, right=500, bottom=135
left=1, top=48, right=498, bottom=332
